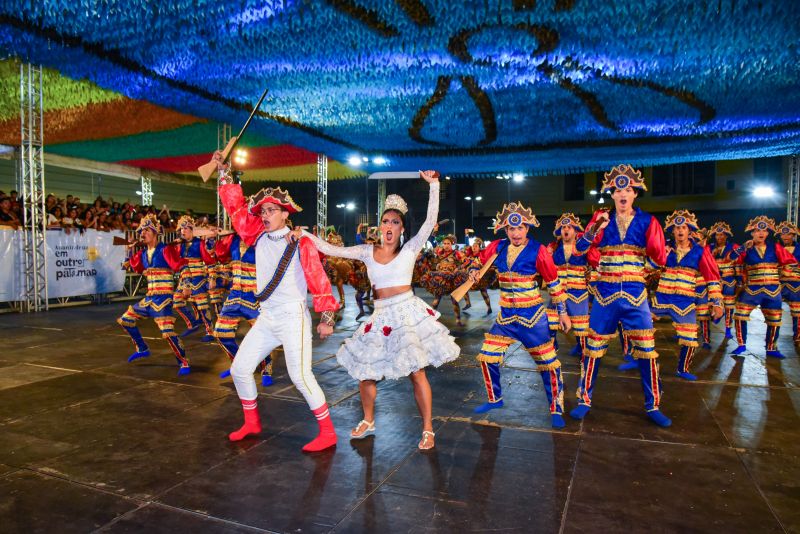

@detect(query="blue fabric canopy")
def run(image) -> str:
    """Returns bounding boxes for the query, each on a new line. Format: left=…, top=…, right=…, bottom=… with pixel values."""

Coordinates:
left=1, top=0, right=799, bottom=175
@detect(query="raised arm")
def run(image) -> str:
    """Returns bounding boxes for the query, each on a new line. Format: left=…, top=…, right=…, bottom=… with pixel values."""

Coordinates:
left=301, top=230, right=368, bottom=261
left=405, top=181, right=440, bottom=253
left=219, top=183, right=264, bottom=247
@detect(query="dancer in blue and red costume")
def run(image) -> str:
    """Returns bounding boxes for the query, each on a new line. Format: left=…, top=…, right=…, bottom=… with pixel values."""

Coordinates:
left=467, top=201, right=571, bottom=428
left=205, top=236, right=231, bottom=316
left=776, top=222, right=800, bottom=347
left=548, top=213, right=596, bottom=358
left=649, top=211, right=723, bottom=381
left=709, top=222, right=740, bottom=339
left=117, top=214, right=191, bottom=375
left=173, top=215, right=215, bottom=342
left=215, top=153, right=339, bottom=452
left=200, top=230, right=274, bottom=386
left=570, top=164, right=671, bottom=427
left=729, top=216, right=797, bottom=358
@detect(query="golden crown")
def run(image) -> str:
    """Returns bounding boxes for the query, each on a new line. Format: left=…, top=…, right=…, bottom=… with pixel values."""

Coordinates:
left=383, top=194, right=408, bottom=215
left=745, top=215, right=776, bottom=233
left=664, top=209, right=699, bottom=231
left=602, top=164, right=647, bottom=193
left=493, top=202, right=539, bottom=234
left=176, top=215, right=195, bottom=229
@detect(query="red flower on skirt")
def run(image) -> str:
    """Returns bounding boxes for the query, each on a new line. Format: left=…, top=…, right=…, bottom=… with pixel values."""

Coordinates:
left=364, top=323, right=372, bottom=333
left=382, top=326, right=392, bottom=336
left=426, top=308, right=435, bottom=316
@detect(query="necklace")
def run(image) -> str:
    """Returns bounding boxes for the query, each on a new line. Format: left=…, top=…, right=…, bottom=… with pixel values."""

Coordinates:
left=616, top=213, right=633, bottom=241
left=265, top=232, right=285, bottom=242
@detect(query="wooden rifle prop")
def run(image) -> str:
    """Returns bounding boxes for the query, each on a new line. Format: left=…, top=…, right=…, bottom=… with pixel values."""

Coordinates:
left=451, top=253, right=498, bottom=303
left=192, top=227, right=235, bottom=239
left=113, top=236, right=141, bottom=248
left=198, top=88, right=269, bottom=182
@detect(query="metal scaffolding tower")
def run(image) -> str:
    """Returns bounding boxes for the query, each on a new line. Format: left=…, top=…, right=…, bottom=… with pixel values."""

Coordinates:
left=377, top=179, right=386, bottom=222
left=18, top=63, right=48, bottom=312
left=216, top=123, right=232, bottom=230
left=788, top=155, right=799, bottom=226
left=140, top=175, right=153, bottom=206
left=316, top=154, right=328, bottom=235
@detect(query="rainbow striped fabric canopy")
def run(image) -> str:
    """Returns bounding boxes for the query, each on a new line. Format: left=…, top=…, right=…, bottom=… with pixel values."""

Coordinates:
left=1, top=0, right=799, bottom=178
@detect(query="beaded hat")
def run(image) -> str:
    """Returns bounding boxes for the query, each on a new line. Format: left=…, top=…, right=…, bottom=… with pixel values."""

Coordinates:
left=248, top=187, right=302, bottom=215
left=745, top=215, right=776, bottom=233
left=601, top=164, right=647, bottom=193
left=176, top=215, right=195, bottom=230
left=493, top=201, right=539, bottom=234
left=775, top=221, right=798, bottom=237
left=553, top=212, right=584, bottom=237
left=136, top=213, right=161, bottom=235
left=710, top=221, right=733, bottom=237
left=664, top=210, right=699, bottom=232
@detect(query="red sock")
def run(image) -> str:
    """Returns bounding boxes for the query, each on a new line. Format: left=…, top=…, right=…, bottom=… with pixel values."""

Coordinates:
left=229, top=399, right=261, bottom=442
left=302, top=403, right=337, bottom=452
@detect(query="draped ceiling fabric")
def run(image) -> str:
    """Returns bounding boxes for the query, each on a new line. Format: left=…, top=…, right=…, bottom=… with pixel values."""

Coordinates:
left=0, top=1, right=799, bottom=178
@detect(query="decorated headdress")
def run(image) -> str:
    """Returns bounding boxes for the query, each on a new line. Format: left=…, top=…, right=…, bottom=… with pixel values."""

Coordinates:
left=745, top=215, right=776, bottom=233
left=136, top=213, right=161, bottom=235
left=664, top=210, right=699, bottom=232
left=441, top=234, right=457, bottom=244
left=775, top=221, right=798, bottom=237
left=710, top=221, right=733, bottom=237
left=248, top=186, right=302, bottom=215
left=601, top=164, right=647, bottom=193
left=326, top=230, right=344, bottom=246
left=383, top=194, right=408, bottom=215
left=553, top=212, right=584, bottom=237
left=493, top=201, right=540, bottom=234
left=176, top=215, right=195, bottom=230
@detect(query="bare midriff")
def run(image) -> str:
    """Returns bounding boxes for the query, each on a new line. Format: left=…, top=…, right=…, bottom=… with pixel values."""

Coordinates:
left=374, top=285, right=412, bottom=300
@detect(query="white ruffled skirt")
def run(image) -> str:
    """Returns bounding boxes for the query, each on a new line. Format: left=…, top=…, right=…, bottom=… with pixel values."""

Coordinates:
left=336, top=290, right=461, bottom=381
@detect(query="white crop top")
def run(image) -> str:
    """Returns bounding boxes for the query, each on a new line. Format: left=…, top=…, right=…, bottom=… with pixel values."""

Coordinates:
left=304, top=182, right=439, bottom=290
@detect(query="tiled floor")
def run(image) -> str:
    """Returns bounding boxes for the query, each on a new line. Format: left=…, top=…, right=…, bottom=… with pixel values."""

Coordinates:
left=1, top=287, right=798, bottom=533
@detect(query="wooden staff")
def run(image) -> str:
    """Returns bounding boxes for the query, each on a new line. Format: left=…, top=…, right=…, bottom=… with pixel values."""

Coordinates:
left=198, top=88, right=269, bottom=182
left=451, top=253, right=498, bottom=302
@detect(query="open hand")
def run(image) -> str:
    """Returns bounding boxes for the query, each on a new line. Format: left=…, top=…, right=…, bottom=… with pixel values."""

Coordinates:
left=285, top=226, right=305, bottom=243
left=420, top=170, right=440, bottom=183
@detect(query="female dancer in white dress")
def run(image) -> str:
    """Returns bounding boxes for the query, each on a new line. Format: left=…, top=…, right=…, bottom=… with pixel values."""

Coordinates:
left=291, top=170, right=460, bottom=449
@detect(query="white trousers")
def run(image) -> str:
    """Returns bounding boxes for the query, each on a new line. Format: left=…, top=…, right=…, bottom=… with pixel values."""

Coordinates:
left=231, top=301, right=326, bottom=410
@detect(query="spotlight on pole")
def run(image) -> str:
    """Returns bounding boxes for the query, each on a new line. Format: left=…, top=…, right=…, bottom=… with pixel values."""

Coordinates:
left=348, top=156, right=362, bottom=166
left=373, top=156, right=387, bottom=165
left=346, top=202, right=355, bottom=211
left=512, top=173, right=524, bottom=182
left=752, top=185, right=775, bottom=199
left=464, top=196, right=472, bottom=200
left=475, top=196, right=483, bottom=201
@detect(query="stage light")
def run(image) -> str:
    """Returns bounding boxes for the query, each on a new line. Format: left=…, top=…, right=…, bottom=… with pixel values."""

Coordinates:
left=513, top=173, right=524, bottom=182
left=373, top=156, right=387, bottom=165
left=348, top=156, right=362, bottom=166
left=445, top=176, right=451, bottom=180
left=464, top=196, right=472, bottom=200
left=475, top=196, right=483, bottom=201
left=752, top=186, right=775, bottom=198
left=589, top=189, right=598, bottom=195
left=362, top=156, right=369, bottom=162
left=598, top=197, right=605, bottom=204
left=346, top=202, right=355, bottom=211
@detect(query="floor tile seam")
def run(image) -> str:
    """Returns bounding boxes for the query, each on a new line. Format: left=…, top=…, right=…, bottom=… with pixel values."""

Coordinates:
left=329, top=414, right=460, bottom=530
left=433, top=415, right=581, bottom=437
left=580, top=430, right=742, bottom=451
left=732, top=448, right=790, bottom=534
left=558, top=431, right=584, bottom=534
left=91, top=500, right=277, bottom=534
left=18, top=465, right=150, bottom=504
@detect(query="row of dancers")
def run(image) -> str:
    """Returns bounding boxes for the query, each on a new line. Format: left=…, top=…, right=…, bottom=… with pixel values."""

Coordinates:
left=116, top=161, right=798, bottom=452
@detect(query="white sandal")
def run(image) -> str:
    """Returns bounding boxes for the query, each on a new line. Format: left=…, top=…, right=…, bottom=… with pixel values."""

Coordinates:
left=418, top=430, right=435, bottom=450
left=350, top=419, right=376, bottom=439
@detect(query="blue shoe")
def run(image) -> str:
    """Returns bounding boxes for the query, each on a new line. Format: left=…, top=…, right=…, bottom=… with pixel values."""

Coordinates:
left=569, top=404, right=591, bottom=420
left=646, top=410, right=672, bottom=427
left=731, top=345, right=747, bottom=356
left=702, top=342, right=712, bottom=350
left=127, top=350, right=150, bottom=362
left=261, top=374, right=273, bottom=387
left=200, top=334, right=215, bottom=343
left=766, top=350, right=786, bottom=359
left=618, top=355, right=637, bottom=371
left=551, top=414, right=566, bottom=429
left=473, top=400, right=504, bottom=414
left=177, top=366, right=191, bottom=376
left=569, top=343, right=582, bottom=357
left=219, top=369, right=231, bottom=379
left=179, top=325, right=201, bottom=338
left=676, top=371, right=697, bottom=381
left=724, top=328, right=733, bottom=339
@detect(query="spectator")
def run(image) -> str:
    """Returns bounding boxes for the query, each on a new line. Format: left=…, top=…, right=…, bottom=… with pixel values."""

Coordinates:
left=0, top=196, right=20, bottom=229
left=47, top=206, right=63, bottom=228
